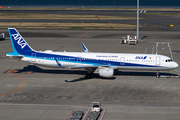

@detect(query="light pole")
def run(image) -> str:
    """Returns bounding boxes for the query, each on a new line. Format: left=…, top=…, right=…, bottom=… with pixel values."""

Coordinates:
left=137, top=0, right=139, bottom=41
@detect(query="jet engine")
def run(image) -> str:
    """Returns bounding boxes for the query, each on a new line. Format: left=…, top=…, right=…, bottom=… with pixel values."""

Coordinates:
left=99, top=68, right=114, bottom=78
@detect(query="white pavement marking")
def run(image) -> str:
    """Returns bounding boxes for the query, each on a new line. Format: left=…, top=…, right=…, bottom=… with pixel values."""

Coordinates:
left=99, top=109, right=107, bottom=120
left=83, top=108, right=91, bottom=120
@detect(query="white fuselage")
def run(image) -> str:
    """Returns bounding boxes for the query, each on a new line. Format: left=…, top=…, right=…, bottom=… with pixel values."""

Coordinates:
left=21, top=51, right=178, bottom=71
left=7, top=28, right=179, bottom=78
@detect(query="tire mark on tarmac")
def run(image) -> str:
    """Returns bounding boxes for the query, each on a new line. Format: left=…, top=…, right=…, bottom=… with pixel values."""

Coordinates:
left=0, top=74, right=25, bottom=97
left=54, top=31, right=90, bottom=51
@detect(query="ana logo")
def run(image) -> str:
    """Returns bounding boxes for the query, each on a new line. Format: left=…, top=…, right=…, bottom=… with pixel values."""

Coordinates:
left=12, top=34, right=27, bottom=49
left=135, top=56, right=147, bottom=59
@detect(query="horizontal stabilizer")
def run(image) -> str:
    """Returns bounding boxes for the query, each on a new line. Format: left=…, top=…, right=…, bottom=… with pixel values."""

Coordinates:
left=6, top=52, right=23, bottom=60
left=6, top=52, right=22, bottom=57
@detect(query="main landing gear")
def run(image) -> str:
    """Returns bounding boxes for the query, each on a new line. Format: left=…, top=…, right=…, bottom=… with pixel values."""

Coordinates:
left=156, top=71, right=160, bottom=78
left=85, top=71, right=93, bottom=79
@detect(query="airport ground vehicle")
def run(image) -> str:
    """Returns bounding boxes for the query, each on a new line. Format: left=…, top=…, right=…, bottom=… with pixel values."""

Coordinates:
left=91, top=101, right=101, bottom=112
left=85, top=101, right=102, bottom=120
left=69, top=111, right=84, bottom=120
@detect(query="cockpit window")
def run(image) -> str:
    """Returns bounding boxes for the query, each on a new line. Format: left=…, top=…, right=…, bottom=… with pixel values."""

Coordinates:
left=165, top=59, right=173, bottom=62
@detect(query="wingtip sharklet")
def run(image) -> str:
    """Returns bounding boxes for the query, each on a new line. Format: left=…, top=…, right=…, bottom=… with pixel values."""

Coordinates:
left=81, top=43, right=90, bottom=53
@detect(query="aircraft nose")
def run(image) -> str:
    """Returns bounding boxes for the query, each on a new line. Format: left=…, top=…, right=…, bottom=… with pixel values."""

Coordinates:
left=174, top=62, right=179, bottom=69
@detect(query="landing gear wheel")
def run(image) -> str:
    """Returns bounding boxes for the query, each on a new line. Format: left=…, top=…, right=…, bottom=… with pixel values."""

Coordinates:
left=156, top=72, right=160, bottom=78
left=156, top=75, right=160, bottom=78
left=86, top=74, right=91, bottom=79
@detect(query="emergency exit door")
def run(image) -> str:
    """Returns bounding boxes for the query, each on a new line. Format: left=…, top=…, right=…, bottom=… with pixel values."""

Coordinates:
left=31, top=53, right=36, bottom=64
left=120, top=57, right=125, bottom=65
left=156, top=56, right=160, bottom=66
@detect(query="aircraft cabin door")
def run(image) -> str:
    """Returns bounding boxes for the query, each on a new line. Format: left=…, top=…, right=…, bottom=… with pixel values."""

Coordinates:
left=31, top=53, right=36, bottom=64
left=77, top=56, right=81, bottom=63
left=156, top=56, right=161, bottom=66
left=120, top=57, right=125, bottom=65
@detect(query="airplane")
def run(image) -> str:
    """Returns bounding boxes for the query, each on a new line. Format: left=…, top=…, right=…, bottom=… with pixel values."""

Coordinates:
left=6, top=28, right=178, bottom=78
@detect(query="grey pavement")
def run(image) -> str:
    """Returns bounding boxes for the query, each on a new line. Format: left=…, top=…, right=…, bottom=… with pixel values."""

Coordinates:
left=0, top=30, right=180, bottom=119
left=0, top=10, right=180, bottom=31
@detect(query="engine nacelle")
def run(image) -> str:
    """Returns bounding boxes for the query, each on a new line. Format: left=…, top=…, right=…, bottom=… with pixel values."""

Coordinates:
left=99, top=68, right=114, bottom=78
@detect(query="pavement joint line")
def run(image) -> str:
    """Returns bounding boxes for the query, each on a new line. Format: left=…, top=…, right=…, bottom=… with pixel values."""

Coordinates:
left=125, top=105, right=130, bottom=120
left=1, top=103, right=180, bottom=109
left=0, top=55, right=7, bottom=59
left=53, top=31, right=90, bottom=51
left=0, top=103, right=90, bottom=108
left=0, top=74, right=25, bottom=97
left=39, top=103, right=52, bottom=119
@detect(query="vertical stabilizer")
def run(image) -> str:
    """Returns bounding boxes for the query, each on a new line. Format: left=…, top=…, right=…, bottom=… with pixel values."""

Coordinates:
left=8, top=28, right=34, bottom=54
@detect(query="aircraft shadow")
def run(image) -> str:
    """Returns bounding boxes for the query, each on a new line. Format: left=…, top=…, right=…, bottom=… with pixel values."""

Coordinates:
left=11, top=65, right=87, bottom=75
left=0, top=39, right=6, bottom=41
left=141, top=36, right=149, bottom=41
left=5, top=65, right=179, bottom=82
left=65, top=74, right=116, bottom=82
left=114, top=70, right=178, bottom=77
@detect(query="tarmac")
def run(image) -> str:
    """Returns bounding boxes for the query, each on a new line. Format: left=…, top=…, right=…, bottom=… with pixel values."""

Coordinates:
left=0, top=29, right=180, bottom=120
left=0, top=9, right=180, bottom=120
left=0, top=9, right=180, bottom=30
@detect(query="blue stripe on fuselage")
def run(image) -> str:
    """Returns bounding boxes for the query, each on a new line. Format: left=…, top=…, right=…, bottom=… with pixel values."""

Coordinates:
left=24, top=51, right=162, bottom=68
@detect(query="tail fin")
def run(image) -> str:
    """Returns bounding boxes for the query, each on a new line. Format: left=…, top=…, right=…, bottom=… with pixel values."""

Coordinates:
left=8, top=28, right=34, bottom=54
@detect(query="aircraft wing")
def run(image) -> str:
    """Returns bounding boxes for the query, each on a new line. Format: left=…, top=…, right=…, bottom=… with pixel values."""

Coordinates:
left=66, top=65, right=109, bottom=69
left=55, top=57, right=109, bottom=69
